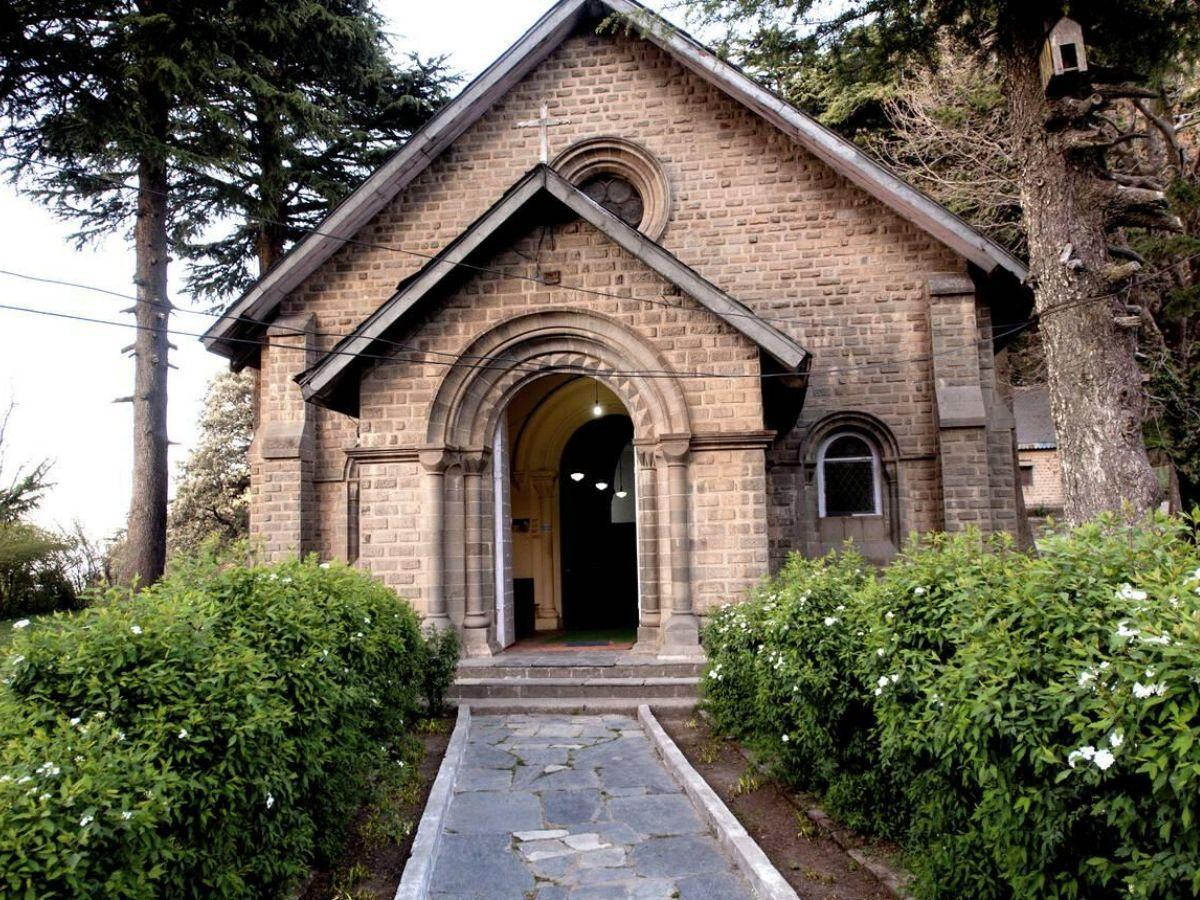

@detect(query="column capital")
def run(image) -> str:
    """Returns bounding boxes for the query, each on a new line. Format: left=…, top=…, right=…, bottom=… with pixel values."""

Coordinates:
left=530, top=469, right=557, bottom=496
left=657, top=437, right=691, bottom=464
left=418, top=447, right=455, bottom=474
left=460, top=447, right=492, bottom=476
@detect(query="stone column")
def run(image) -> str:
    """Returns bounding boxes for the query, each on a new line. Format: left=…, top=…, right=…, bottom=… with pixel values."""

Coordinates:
left=634, top=445, right=660, bottom=652
left=255, top=314, right=317, bottom=561
left=530, top=470, right=560, bottom=629
left=418, top=448, right=453, bottom=632
left=927, top=275, right=994, bottom=533
left=659, top=439, right=700, bottom=653
left=461, top=450, right=495, bottom=656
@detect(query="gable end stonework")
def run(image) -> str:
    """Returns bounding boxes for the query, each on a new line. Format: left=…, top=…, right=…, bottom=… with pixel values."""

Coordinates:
left=216, top=1, right=1028, bottom=657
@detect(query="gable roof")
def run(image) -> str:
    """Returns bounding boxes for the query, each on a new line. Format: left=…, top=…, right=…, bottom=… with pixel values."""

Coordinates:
left=296, top=164, right=810, bottom=413
left=201, top=0, right=1028, bottom=362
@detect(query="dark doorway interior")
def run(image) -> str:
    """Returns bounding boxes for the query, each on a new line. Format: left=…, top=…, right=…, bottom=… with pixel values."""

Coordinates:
left=559, top=415, right=638, bottom=631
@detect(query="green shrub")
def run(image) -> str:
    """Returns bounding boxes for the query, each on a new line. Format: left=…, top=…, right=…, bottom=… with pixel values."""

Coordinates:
left=702, top=513, right=1200, bottom=900
left=420, top=624, right=461, bottom=715
left=0, top=555, right=441, bottom=898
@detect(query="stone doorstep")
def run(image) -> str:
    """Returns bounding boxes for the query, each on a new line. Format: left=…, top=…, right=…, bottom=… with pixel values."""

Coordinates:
left=454, top=663, right=705, bottom=679
left=450, top=676, right=700, bottom=700
left=457, top=697, right=697, bottom=715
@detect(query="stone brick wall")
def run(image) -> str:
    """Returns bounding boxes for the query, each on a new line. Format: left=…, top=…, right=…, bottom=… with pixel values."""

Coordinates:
left=1020, top=449, right=1065, bottom=512
left=245, top=22, right=1020, bottom=613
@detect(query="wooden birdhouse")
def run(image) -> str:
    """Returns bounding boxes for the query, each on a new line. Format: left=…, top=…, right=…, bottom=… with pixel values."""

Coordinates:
left=1040, top=17, right=1089, bottom=95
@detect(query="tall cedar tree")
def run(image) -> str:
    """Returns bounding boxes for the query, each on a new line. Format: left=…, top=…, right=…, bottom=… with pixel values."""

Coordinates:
left=0, top=1, right=225, bottom=586
left=1, top=1, right=448, bottom=585
left=684, top=0, right=1200, bottom=522
left=174, top=0, right=452, bottom=298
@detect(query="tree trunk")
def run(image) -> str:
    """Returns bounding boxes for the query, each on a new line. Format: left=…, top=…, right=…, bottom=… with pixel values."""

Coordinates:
left=255, top=96, right=287, bottom=276
left=998, top=14, right=1160, bottom=523
left=117, top=145, right=171, bottom=585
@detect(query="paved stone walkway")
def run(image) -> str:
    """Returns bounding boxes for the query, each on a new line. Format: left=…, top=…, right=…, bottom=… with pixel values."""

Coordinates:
left=431, top=714, right=753, bottom=899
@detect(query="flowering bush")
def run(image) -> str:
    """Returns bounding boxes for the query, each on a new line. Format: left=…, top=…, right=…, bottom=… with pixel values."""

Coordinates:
left=0, top=555, right=444, bottom=897
left=702, top=513, right=1200, bottom=899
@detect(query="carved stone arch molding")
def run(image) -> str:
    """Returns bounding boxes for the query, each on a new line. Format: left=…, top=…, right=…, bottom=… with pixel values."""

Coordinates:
left=421, top=308, right=699, bottom=657
left=424, top=309, right=691, bottom=452
left=552, top=137, right=672, bottom=240
left=800, top=411, right=903, bottom=559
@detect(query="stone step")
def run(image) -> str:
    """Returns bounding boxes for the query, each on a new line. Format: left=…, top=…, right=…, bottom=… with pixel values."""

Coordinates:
left=449, top=676, right=701, bottom=701
left=456, top=696, right=698, bottom=715
left=455, top=663, right=704, bottom=680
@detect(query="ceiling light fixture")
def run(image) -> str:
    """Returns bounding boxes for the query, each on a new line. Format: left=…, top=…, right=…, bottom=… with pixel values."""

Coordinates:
left=595, top=481, right=608, bottom=491
left=592, top=379, right=602, bottom=417
left=570, top=472, right=585, bottom=482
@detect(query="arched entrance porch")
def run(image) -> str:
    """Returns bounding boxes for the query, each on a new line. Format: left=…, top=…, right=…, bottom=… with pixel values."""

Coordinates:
left=417, top=310, right=700, bottom=658
left=504, top=376, right=639, bottom=642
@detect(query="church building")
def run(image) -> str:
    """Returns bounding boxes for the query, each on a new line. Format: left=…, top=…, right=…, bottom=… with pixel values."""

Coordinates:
left=202, top=0, right=1030, bottom=657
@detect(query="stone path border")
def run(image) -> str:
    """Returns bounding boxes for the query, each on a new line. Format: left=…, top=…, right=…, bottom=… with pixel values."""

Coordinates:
left=637, top=706, right=798, bottom=900
left=395, top=706, right=472, bottom=900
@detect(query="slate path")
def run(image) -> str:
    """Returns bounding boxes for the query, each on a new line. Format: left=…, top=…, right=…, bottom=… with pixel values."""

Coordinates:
left=430, top=714, right=753, bottom=899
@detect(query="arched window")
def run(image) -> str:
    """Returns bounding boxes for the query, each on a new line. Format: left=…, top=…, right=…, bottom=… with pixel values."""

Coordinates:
left=817, top=432, right=881, bottom=517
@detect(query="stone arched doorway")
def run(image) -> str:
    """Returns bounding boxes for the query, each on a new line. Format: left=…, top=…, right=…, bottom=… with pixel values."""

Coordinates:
left=418, top=310, right=698, bottom=658
left=505, top=376, right=639, bottom=642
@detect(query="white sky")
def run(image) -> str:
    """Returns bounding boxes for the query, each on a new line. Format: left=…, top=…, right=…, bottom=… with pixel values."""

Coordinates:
left=0, top=0, right=679, bottom=540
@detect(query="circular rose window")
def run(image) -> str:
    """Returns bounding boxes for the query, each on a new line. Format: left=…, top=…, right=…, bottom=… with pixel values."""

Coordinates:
left=580, top=175, right=645, bottom=227
left=553, top=137, right=671, bottom=239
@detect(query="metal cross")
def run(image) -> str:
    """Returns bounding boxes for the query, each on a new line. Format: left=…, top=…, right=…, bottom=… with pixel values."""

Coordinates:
left=515, top=102, right=573, bottom=164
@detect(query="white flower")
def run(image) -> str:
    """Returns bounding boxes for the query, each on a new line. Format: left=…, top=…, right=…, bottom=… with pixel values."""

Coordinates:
left=1109, top=730, right=1124, bottom=749
left=121, top=811, right=133, bottom=821
left=889, top=674, right=900, bottom=684
left=69, top=717, right=81, bottom=727
left=823, top=616, right=838, bottom=626
left=79, top=814, right=94, bottom=828
left=397, top=760, right=405, bottom=768
left=1118, top=584, right=1148, bottom=602
left=36, top=762, right=60, bottom=777
left=130, top=625, right=143, bottom=635
left=265, top=793, right=275, bottom=810
left=1132, top=682, right=1167, bottom=699
left=1093, top=749, right=1116, bottom=771
left=319, top=562, right=331, bottom=569
left=116, top=731, right=126, bottom=742
left=877, top=675, right=890, bottom=688
left=12, top=619, right=30, bottom=630
left=835, top=604, right=845, bottom=613
left=1141, top=633, right=1171, bottom=646
left=1115, top=621, right=1139, bottom=639
left=913, top=587, right=926, bottom=596
left=11, top=654, right=25, bottom=666
left=873, top=687, right=883, bottom=696
left=876, top=648, right=886, bottom=657
left=363, top=617, right=370, bottom=625
left=1068, top=745, right=1096, bottom=768
left=781, top=734, right=790, bottom=743
left=1078, top=670, right=1096, bottom=688
left=885, top=611, right=895, bottom=621
left=177, top=728, right=188, bottom=740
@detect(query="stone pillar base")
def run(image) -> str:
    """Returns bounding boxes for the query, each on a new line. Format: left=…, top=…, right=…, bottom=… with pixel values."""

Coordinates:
left=423, top=613, right=454, bottom=634
left=462, top=626, right=498, bottom=658
left=633, top=623, right=660, bottom=654
left=661, top=612, right=701, bottom=656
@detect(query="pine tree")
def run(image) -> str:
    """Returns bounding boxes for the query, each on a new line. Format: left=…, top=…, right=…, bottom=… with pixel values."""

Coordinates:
left=1, top=1, right=450, bottom=584
left=167, top=370, right=253, bottom=556
left=175, top=0, right=452, bottom=297
left=683, top=0, right=1200, bottom=522
left=1, top=1, right=229, bottom=585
